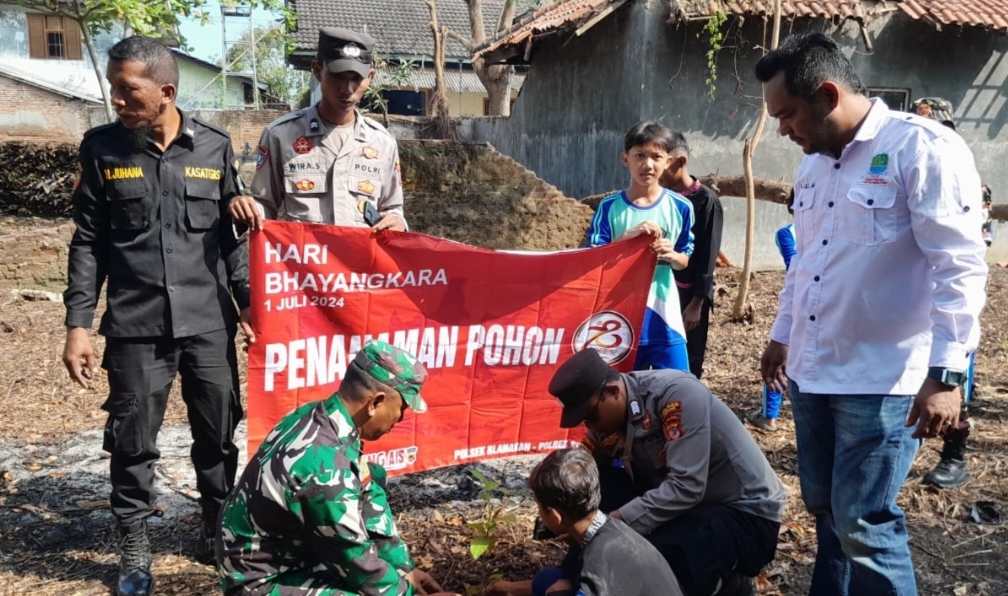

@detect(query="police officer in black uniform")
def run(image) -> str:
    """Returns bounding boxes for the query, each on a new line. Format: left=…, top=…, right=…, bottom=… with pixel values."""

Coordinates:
left=61, top=36, right=252, bottom=596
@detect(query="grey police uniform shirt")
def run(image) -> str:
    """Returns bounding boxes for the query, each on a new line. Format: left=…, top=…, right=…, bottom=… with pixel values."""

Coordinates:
left=582, top=370, right=787, bottom=535
left=249, top=106, right=405, bottom=226
left=576, top=511, right=684, bottom=596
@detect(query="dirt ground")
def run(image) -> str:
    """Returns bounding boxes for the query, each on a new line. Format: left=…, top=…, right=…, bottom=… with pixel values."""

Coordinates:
left=0, top=218, right=1006, bottom=595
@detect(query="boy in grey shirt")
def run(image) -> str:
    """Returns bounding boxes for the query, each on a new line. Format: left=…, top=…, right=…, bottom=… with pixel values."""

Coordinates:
left=486, top=449, right=682, bottom=596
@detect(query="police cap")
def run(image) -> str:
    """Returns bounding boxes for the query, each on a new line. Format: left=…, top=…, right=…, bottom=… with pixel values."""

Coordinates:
left=317, top=27, right=375, bottom=78
left=549, top=349, right=612, bottom=429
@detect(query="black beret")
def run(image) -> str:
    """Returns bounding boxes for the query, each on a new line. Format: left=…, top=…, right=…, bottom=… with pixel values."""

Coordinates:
left=549, top=349, right=611, bottom=428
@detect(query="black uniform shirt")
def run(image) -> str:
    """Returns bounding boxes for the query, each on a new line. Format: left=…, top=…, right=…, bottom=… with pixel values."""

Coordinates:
left=673, top=180, right=723, bottom=304
left=64, top=111, right=250, bottom=338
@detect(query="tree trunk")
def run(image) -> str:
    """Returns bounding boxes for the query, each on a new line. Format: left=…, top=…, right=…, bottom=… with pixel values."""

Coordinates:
left=482, top=71, right=511, bottom=115
left=732, top=0, right=781, bottom=321
left=699, top=174, right=791, bottom=204
left=73, top=3, right=114, bottom=124
left=426, top=0, right=458, bottom=139
left=465, top=0, right=515, bottom=116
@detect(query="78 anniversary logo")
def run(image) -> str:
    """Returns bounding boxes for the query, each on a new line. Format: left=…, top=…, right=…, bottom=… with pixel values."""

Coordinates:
left=571, top=311, right=635, bottom=364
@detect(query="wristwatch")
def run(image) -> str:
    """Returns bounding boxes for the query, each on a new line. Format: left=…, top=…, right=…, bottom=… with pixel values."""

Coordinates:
left=926, top=367, right=967, bottom=388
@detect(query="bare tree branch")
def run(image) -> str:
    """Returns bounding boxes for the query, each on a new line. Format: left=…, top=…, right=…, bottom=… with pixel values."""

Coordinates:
left=733, top=0, right=782, bottom=320
left=462, top=0, right=514, bottom=116
left=496, top=0, right=517, bottom=33
left=444, top=28, right=469, bottom=46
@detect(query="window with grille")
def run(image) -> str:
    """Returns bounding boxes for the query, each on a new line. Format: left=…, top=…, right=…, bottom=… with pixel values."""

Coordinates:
left=868, top=88, right=910, bottom=112
left=483, top=97, right=517, bottom=116
left=27, top=13, right=82, bottom=60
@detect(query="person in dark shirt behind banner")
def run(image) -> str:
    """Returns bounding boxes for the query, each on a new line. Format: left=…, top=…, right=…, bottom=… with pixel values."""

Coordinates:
left=61, top=35, right=253, bottom=596
left=662, top=132, right=724, bottom=379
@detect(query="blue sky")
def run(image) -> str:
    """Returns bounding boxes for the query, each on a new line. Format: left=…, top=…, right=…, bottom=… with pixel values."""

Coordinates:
left=177, top=1, right=282, bottom=63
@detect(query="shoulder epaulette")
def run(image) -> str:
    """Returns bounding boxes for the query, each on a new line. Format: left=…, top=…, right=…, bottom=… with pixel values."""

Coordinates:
left=265, top=109, right=307, bottom=131
left=191, top=117, right=231, bottom=139
left=362, top=115, right=393, bottom=136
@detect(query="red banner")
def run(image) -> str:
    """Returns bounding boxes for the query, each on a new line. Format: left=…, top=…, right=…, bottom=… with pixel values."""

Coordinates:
left=247, top=222, right=655, bottom=475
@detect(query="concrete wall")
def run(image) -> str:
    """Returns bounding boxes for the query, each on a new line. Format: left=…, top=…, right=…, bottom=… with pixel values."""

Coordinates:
left=0, top=221, right=74, bottom=290
left=0, top=103, right=287, bottom=154
left=445, top=89, right=520, bottom=117
left=191, top=108, right=289, bottom=154
left=0, top=6, right=118, bottom=102
left=176, top=59, right=247, bottom=111
left=466, top=0, right=1008, bottom=266
left=0, top=74, right=94, bottom=142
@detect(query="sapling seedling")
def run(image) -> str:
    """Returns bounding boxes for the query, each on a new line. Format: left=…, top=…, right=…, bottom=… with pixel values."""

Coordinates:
left=467, top=469, right=519, bottom=560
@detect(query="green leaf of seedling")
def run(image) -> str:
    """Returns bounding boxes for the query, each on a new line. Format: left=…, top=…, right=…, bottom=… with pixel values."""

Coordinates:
left=467, top=586, right=482, bottom=596
left=470, top=469, right=490, bottom=485
left=489, top=573, right=505, bottom=584
left=470, top=536, right=497, bottom=560
left=467, top=521, right=488, bottom=533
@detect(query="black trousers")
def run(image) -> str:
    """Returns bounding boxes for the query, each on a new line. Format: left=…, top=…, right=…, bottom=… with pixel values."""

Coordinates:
left=586, top=459, right=780, bottom=596
left=101, top=327, right=242, bottom=525
left=678, top=287, right=712, bottom=380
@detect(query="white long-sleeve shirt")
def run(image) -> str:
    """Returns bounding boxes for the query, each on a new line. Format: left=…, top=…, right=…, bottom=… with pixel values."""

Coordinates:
left=769, top=99, right=988, bottom=395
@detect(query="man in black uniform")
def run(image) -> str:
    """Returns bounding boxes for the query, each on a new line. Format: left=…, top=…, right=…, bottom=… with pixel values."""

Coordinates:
left=61, top=36, right=252, bottom=596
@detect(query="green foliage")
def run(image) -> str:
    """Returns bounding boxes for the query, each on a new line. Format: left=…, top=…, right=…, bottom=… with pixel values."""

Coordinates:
left=362, top=58, right=418, bottom=121
left=15, top=0, right=290, bottom=42
left=698, top=0, right=728, bottom=100
left=466, top=469, right=520, bottom=561
left=226, top=25, right=309, bottom=108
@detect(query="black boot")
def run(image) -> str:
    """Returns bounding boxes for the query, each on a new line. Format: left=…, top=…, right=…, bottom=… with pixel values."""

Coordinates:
left=117, top=519, right=153, bottom=596
left=194, top=504, right=219, bottom=565
left=194, top=519, right=215, bottom=565
left=923, top=422, right=972, bottom=489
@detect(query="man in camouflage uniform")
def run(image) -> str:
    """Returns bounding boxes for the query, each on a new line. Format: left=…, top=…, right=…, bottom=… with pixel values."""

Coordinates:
left=229, top=27, right=406, bottom=231
left=215, top=341, right=456, bottom=596
left=909, top=97, right=989, bottom=489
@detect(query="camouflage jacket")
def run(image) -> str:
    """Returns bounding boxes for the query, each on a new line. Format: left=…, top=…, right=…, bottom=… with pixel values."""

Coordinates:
left=217, top=395, right=414, bottom=595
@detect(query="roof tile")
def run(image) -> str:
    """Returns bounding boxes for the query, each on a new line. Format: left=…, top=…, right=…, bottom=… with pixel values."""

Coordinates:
left=676, top=0, right=866, bottom=20
left=898, top=0, right=1008, bottom=31
left=288, top=0, right=538, bottom=60
left=474, top=0, right=615, bottom=58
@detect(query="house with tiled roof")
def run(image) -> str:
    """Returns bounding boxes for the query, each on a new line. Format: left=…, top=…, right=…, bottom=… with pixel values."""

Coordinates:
left=464, top=0, right=1008, bottom=265
left=287, top=0, right=536, bottom=117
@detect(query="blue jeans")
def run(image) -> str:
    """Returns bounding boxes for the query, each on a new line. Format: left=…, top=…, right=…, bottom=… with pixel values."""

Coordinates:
left=788, top=382, right=921, bottom=596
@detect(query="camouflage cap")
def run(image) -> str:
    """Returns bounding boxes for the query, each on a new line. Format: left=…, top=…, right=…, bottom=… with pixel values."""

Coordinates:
left=353, top=340, right=428, bottom=413
left=910, top=97, right=955, bottom=128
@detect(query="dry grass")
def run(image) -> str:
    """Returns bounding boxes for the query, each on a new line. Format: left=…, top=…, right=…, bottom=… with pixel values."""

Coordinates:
left=1, top=257, right=1006, bottom=595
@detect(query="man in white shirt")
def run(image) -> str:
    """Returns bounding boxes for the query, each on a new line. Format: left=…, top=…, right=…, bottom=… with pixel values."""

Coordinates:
left=755, top=33, right=988, bottom=596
